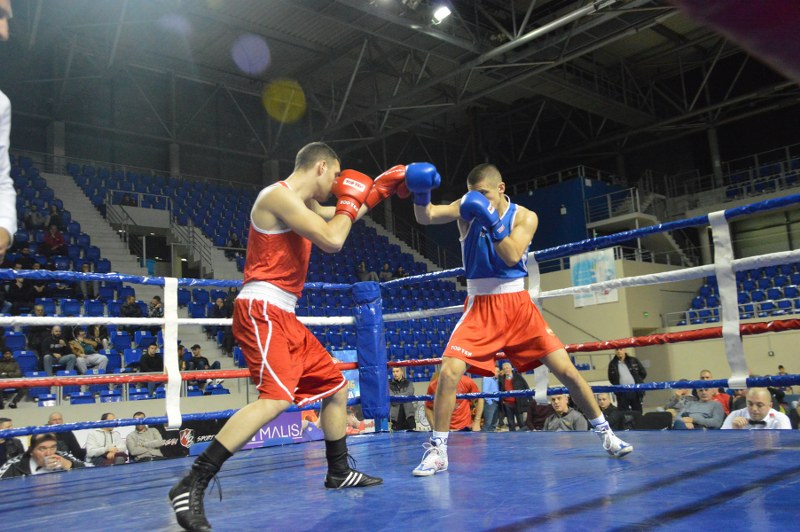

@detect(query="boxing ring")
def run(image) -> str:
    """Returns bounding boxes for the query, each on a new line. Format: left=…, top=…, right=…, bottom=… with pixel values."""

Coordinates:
left=2, top=193, right=800, bottom=531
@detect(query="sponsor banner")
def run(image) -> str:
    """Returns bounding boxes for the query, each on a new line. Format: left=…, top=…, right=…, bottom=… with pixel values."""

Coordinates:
left=570, top=248, right=618, bottom=307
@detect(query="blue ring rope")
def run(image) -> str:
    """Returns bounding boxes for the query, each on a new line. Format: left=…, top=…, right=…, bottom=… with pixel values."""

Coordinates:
left=387, top=374, right=800, bottom=403
left=0, top=397, right=362, bottom=440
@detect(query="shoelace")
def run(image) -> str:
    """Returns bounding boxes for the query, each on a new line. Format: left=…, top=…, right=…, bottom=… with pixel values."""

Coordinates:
left=190, top=473, right=223, bottom=515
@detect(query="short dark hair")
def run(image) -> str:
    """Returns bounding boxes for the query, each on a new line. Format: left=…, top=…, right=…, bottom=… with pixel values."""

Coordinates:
left=100, top=412, right=114, bottom=421
left=0, top=417, right=11, bottom=424
left=294, top=142, right=339, bottom=171
left=152, top=295, right=161, bottom=302
left=466, top=163, right=501, bottom=186
left=30, top=433, right=58, bottom=448
left=133, top=411, right=146, bottom=417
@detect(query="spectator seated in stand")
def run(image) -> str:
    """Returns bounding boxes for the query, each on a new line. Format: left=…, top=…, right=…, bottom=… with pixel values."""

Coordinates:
left=7, top=270, right=33, bottom=315
left=42, top=224, right=66, bottom=257
left=662, top=381, right=698, bottom=423
left=26, top=304, right=50, bottom=352
left=186, top=344, right=222, bottom=391
left=47, top=412, right=87, bottom=460
left=84, top=413, right=127, bottom=466
left=46, top=204, right=64, bottom=230
left=356, top=261, right=379, bottom=282
left=0, top=349, right=27, bottom=409
left=596, top=393, right=624, bottom=431
left=139, top=344, right=164, bottom=397
left=394, top=265, right=408, bottom=278
left=74, top=262, right=98, bottom=300
left=543, top=394, right=588, bottom=431
left=126, top=411, right=167, bottom=462
left=0, top=418, right=25, bottom=466
left=378, top=262, right=393, bottom=282
left=147, top=295, right=163, bottom=336
left=17, top=245, right=35, bottom=269
left=225, top=232, right=243, bottom=259
left=68, top=328, right=108, bottom=375
left=0, top=432, right=91, bottom=479
left=121, top=193, right=138, bottom=207
left=120, top=294, right=142, bottom=335
left=40, top=325, right=77, bottom=376
left=673, top=387, right=725, bottom=430
left=23, top=204, right=48, bottom=230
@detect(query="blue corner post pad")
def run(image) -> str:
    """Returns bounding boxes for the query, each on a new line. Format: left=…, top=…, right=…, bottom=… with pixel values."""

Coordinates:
left=352, top=282, right=389, bottom=422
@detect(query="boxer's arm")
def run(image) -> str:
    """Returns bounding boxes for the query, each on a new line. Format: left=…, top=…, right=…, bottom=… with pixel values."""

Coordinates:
left=413, top=198, right=461, bottom=226
left=255, top=186, right=351, bottom=253
left=308, top=199, right=368, bottom=222
left=494, top=207, right=538, bottom=267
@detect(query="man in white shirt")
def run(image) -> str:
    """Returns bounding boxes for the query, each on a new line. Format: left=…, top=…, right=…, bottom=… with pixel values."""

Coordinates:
left=721, top=387, right=791, bottom=430
left=0, top=0, right=17, bottom=262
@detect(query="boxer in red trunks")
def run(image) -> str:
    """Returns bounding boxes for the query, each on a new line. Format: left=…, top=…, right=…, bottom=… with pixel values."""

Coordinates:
left=170, top=142, right=410, bottom=531
left=405, top=163, right=633, bottom=477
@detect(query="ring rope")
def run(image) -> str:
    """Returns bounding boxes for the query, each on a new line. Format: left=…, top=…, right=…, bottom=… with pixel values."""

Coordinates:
left=380, top=193, right=800, bottom=289
left=0, top=397, right=363, bottom=441
left=387, top=374, right=800, bottom=405
left=0, top=362, right=360, bottom=389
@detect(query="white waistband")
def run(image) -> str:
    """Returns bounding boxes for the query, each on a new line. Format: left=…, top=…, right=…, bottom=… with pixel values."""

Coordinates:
left=466, top=277, right=525, bottom=296
left=237, top=281, right=297, bottom=313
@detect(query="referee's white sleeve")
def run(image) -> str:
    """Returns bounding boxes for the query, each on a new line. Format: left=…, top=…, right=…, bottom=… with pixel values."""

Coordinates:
left=0, top=90, right=18, bottom=241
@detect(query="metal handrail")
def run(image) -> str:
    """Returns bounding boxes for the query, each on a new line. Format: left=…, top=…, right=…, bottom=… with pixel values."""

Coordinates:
left=105, top=201, right=143, bottom=261
left=170, top=220, right=214, bottom=278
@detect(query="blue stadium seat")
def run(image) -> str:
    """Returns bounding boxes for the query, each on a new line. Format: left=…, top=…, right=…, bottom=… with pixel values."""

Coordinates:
left=124, top=348, right=143, bottom=369
left=112, top=331, right=131, bottom=352
left=134, top=330, right=156, bottom=348
left=192, top=289, right=210, bottom=305
left=98, top=286, right=115, bottom=301
left=61, top=299, right=81, bottom=317
left=58, top=370, right=80, bottom=396
left=178, top=288, right=191, bottom=307
left=95, top=258, right=111, bottom=273
left=4, top=332, right=26, bottom=351
left=15, top=351, right=38, bottom=373
left=100, top=390, right=122, bottom=403
left=188, top=302, right=206, bottom=319
left=104, top=351, right=122, bottom=373
left=85, top=299, right=105, bottom=317
left=107, top=299, right=122, bottom=316
left=118, top=286, right=135, bottom=300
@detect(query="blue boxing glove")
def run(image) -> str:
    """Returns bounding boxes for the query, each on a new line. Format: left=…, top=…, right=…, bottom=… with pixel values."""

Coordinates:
left=404, top=162, right=441, bottom=206
left=459, top=190, right=508, bottom=242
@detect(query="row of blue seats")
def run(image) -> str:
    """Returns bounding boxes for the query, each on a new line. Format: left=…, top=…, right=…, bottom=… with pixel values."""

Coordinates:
left=677, top=298, right=800, bottom=325
left=692, top=285, right=800, bottom=309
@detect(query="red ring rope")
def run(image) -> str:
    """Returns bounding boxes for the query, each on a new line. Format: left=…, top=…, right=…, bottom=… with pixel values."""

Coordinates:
left=3, top=320, right=798, bottom=386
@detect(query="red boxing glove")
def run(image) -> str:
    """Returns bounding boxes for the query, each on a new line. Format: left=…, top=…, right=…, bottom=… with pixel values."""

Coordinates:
left=364, top=165, right=406, bottom=210
left=332, top=169, right=373, bottom=221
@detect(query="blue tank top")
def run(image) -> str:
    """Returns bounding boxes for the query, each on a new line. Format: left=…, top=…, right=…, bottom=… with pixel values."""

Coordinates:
left=461, top=199, right=528, bottom=280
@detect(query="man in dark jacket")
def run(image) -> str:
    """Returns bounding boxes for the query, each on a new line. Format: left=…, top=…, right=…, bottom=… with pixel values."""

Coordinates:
left=140, top=344, right=164, bottom=396
left=0, top=349, right=26, bottom=408
left=389, top=367, right=417, bottom=430
left=40, top=325, right=77, bottom=375
left=499, top=361, right=531, bottom=431
left=47, top=411, right=87, bottom=460
left=0, top=417, right=24, bottom=465
left=120, top=294, right=142, bottom=335
left=0, top=432, right=91, bottom=479
left=607, top=348, right=647, bottom=411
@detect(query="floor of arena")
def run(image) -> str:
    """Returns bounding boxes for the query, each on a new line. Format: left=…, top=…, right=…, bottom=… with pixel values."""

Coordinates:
left=2, top=430, right=798, bottom=531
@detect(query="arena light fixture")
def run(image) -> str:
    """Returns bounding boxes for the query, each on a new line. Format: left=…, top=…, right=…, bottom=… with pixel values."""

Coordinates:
left=431, top=4, right=451, bottom=24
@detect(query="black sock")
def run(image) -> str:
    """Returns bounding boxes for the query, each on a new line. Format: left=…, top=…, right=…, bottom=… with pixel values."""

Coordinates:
left=325, top=436, right=349, bottom=475
left=194, top=439, right=233, bottom=474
